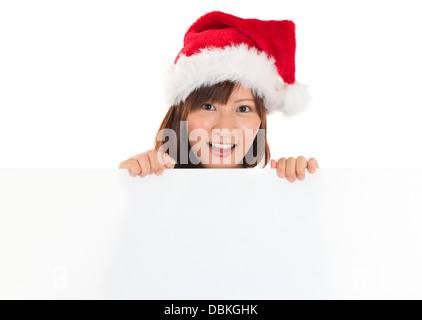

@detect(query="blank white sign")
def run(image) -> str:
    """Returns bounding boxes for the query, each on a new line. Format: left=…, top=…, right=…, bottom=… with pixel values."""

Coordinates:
left=0, top=168, right=421, bottom=299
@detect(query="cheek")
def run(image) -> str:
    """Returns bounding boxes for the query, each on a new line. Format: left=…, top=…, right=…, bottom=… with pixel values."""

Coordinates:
left=188, top=117, right=209, bottom=131
left=187, top=115, right=212, bottom=146
left=239, top=119, right=261, bottom=146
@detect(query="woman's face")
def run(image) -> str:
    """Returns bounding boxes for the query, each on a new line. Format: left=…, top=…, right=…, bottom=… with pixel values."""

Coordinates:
left=186, top=84, right=262, bottom=168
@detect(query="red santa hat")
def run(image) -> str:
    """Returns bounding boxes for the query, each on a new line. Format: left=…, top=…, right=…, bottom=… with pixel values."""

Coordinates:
left=161, top=11, right=311, bottom=118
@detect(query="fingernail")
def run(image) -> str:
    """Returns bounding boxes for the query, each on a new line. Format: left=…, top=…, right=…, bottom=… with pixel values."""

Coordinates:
left=310, top=167, right=315, bottom=173
left=299, top=174, right=304, bottom=180
left=156, top=169, right=164, bottom=175
left=279, top=171, right=285, bottom=178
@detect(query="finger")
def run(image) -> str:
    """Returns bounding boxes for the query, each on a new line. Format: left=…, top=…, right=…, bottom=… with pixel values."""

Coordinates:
left=120, top=159, right=141, bottom=177
left=296, top=156, right=307, bottom=180
left=276, top=158, right=287, bottom=178
left=137, top=155, right=151, bottom=178
left=163, top=153, right=176, bottom=168
left=155, top=169, right=164, bottom=176
left=270, top=159, right=277, bottom=168
left=146, top=150, right=162, bottom=174
left=155, top=151, right=170, bottom=175
left=156, top=150, right=167, bottom=167
left=307, top=158, right=319, bottom=173
left=286, top=157, right=296, bottom=182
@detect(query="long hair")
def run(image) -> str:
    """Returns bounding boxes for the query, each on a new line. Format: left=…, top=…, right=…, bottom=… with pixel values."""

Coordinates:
left=153, top=80, right=271, bottom=168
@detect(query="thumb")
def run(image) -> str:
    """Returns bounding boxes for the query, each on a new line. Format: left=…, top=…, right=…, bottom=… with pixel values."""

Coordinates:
left=164, top=153, right=176, bottom=168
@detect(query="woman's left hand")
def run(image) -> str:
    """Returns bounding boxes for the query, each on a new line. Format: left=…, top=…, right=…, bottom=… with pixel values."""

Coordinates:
left=270, top=156, right=319, bottom=183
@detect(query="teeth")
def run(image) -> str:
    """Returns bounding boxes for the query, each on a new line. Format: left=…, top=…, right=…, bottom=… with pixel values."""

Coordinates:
left=211, top=143, right=234, bottom=149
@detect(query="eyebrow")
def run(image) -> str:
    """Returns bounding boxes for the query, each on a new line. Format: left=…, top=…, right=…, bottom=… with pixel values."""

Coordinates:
left=234, top=99, right=255, bottom=103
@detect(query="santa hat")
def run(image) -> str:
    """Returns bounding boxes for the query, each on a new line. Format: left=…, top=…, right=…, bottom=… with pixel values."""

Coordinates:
left=160, top=11, right=311, bottom=118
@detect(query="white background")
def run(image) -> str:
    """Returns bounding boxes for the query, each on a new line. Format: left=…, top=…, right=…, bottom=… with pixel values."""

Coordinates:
left=1, top=0, right=421, bottom=169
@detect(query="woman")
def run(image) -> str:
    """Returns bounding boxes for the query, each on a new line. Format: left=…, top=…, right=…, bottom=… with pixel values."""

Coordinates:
left=119, top=11, right=319, bottom=183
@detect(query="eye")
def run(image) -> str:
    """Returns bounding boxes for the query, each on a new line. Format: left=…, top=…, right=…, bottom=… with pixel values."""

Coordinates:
left=238, top=106, right=252, bottom=113
left=201, top=103, right=215, bottom=111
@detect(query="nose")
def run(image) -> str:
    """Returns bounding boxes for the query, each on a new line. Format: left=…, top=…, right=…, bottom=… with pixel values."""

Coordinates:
left=211, top=118, right=239, bottom=145
left=212, top=113, right=237, bottom=133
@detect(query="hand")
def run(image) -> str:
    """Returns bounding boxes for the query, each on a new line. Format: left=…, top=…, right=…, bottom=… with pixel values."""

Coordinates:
left=270, top=156, right=319, bottom=183
left=119, top=150, right=176, bottom=178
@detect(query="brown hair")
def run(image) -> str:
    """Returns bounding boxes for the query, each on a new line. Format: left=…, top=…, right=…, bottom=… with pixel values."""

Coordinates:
left=153, top=80, right=271, bottom=168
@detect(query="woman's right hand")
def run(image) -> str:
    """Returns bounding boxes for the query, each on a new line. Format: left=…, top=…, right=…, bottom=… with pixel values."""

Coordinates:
left=118, top=150, right=176, bottom=177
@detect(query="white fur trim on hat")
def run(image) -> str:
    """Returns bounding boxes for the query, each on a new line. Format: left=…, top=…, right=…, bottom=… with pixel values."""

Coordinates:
left=160, top=43, right=310, bottom=117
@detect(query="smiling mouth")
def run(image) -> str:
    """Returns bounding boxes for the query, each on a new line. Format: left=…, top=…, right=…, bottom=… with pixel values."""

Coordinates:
left=207, top=142, right=237, bottom=150
left=206, top=142, right=237, bottom=158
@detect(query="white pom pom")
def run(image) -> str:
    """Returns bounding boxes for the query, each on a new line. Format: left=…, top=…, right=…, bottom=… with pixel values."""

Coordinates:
left=280, top=82, right=311, bottom=118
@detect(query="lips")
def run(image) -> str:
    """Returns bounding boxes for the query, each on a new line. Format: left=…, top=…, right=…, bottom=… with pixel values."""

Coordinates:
left=207, top=142, right=236, bottom=149
left=207, top=142, right=236, bottom=157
